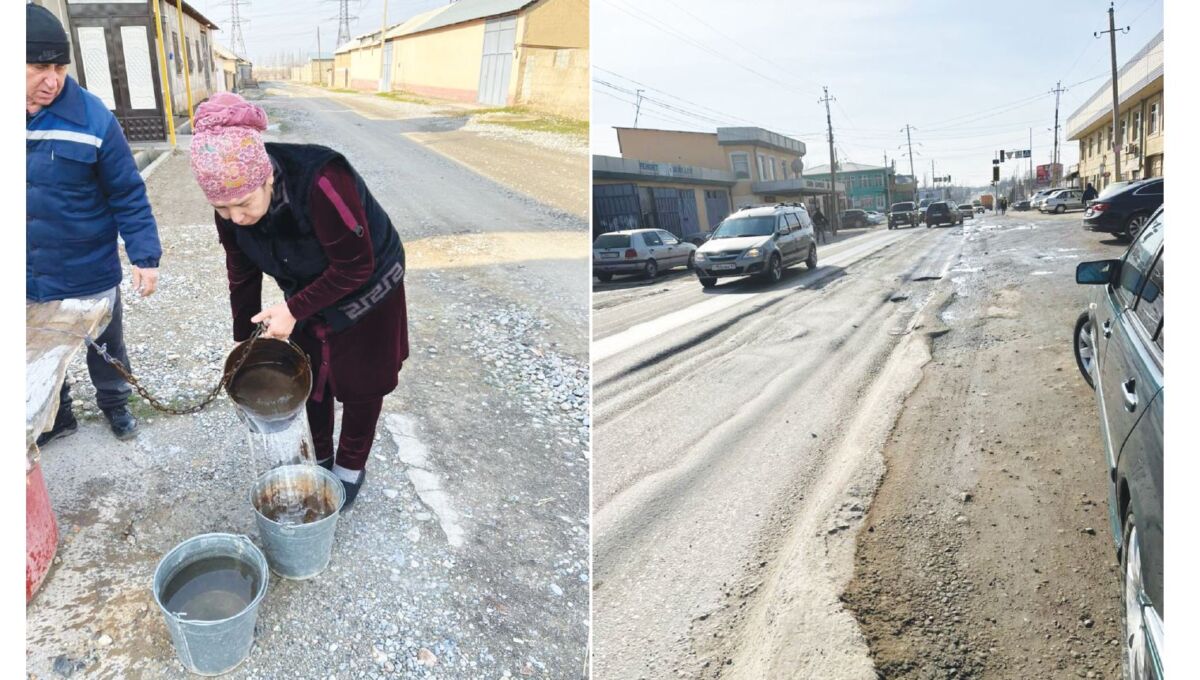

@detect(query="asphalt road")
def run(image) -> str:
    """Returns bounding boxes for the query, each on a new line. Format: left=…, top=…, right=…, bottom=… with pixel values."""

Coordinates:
left=591, top=211, right=1127, bottom=679
left=27, top=84, right=589, bottom=679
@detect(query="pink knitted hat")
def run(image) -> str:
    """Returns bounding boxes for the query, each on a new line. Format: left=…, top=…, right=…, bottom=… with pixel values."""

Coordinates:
left=189, top=92, right=272, bottom=204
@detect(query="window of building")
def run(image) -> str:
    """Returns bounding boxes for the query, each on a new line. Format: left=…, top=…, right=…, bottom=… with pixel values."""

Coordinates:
left=186, top=37, right=194, bottom=73
left=172, top=32, right=181, bottom=75
left=1133, top=110, right=1141, bottom=142
left=1119, top=118, right=1127, bottom=146
left=769, top=156, right=777, bottom=181
left=1149, top=101, right=1159, bottom=134
left=757, top=153, right=767, bottom=181
left=730, top=153, right=750, bottom=179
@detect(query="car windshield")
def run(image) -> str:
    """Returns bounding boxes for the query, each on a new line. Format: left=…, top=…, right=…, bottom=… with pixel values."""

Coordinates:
left=594, top=234, right=631, bottom=249
left=1096, top=181, right=1134, bottom=200
left=891, top=203, right=914, bottom=211
left=711, top=216, right=775, bottom=239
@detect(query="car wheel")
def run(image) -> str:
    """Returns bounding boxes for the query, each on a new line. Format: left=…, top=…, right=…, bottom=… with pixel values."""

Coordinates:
left=1120, top=512, right=1150, bottom=680
left=686, top=252, right=695, bottom=270
left=644, top=259, right=658, bottom=279
left=1073, top=312, right=1096, bottom=389
left=806, top=246, right=818, bottom=270
left=1055, top=204, right=1066, bottom=214
left=699, top=277, right=716, bottom=288
left=765, top=254, right=783, bottom=283
left=1124, top=212, right=1150, bottom=241
left=596, top=273, right=613, bottom=283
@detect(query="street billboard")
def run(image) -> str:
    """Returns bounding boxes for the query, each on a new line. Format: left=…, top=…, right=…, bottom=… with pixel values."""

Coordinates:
left=1035, top=163, right=1063, bottom=187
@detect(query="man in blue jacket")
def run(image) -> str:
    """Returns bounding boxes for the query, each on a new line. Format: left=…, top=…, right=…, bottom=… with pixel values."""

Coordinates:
left=27, top=4, right=162, bottom=444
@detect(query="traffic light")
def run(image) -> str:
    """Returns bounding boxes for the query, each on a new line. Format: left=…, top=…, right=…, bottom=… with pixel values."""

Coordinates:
left=999, top=150, right=1006, bottom=162
left=992, top=166, right=1000, bottom=182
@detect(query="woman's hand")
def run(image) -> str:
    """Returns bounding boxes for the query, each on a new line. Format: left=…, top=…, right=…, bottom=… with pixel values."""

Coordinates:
left=251, top=302, right=297, bottom=339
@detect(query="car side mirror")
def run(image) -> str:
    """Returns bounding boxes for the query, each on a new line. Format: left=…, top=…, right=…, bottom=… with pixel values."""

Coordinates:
left=1076, top=259, right=1119, bottom=285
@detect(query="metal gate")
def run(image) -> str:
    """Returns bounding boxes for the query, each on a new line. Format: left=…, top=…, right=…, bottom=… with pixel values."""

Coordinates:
left=704, top=189, right=731, bottom=229
left=650, top=187, right=683, bottom=239
left=593, top=184, right=640, bottom=236
left=676, top=188, right=699, bottom=237
left=380, top=41, right=394, bottom=91
left=477, top=16, right=516, bottom=106
left=67, top=3, right=167, bottom=142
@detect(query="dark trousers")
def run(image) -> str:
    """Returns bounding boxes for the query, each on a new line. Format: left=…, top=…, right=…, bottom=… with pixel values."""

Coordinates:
left=307, top=379, right=384, bottom=471
left=56, top=289, right=133, bottom=417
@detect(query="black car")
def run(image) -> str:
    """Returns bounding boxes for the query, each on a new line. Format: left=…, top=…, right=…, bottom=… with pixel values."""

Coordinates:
left=1012, top=199, right=1031, bottom=211
left=1083, top=177, right=1163, bottom=241
left=888, top=201, right=917, bottom=229
left=1072, top=208, right=1163, bottom=680
left=924, top=201, right=962, bottom=227
left=839, top=209, right=870, bottom=228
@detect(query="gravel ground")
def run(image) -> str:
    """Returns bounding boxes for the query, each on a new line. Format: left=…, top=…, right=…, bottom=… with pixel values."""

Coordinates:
left=27, top=84, right=589, bottom=679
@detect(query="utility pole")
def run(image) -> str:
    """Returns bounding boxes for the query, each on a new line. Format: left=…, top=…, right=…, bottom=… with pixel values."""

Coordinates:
left=931, top=159, right=936, bottom=199
left=633, top=89, right=644, bottom=127
left=228, top=0, right=249, bottom=58
left=336, top=0, right=353, bottom=47
left=883, top=150, right=891, bottom=208
left=317, top=26, right=322, bottom=85
left=1051, top=80, right=1065, bottom=184
left=820, top=86, right=840, bottom=233
left=377, top=0, right=388, bottom=92
left=1096, top=2, right=1129, bottom=183
left=901, top=124, right=917, bottom=192
left=1029, top=127, right=1034, bottom=195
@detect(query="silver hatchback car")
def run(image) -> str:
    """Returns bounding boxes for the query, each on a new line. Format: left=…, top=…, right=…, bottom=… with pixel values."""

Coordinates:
left=693, top=204, right=817, bottom=288
left=1041, top=189, right=1086, bottom=213
left=593, top=228, right=697, bottom=282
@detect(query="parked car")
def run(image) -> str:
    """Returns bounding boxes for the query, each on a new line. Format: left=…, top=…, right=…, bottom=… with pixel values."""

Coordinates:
left=1072, top=208, right=1163, bottom=680
left=593, top=228, right=697, bottom=282
left=888, top=201, right=918, bottom=229
left=1087, top=180, right=1133, bottom=208
left=693, top=204, right=817, bottom=288
left=864, top=210, right=885, bottom=225
left=957, top=204, right=975, bottom=220
left=1012, top=199, right=1031, bottom=211
left=924, top=201, right=962, bottom=227
left=1083, top=178, right=1163, bottom=241
left=1030, top=188, right=1067, bottom=211
left=1040, top=188, right=1086, bottom=213
left=839, top=209, right=871, bottom=228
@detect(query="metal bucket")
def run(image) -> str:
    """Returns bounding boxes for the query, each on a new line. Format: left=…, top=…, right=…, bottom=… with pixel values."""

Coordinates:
left=224, top=338, right=317, bottom=470
left=152, top=533, right=269, bottom=676
left=250, top=465, right=345, bottom=580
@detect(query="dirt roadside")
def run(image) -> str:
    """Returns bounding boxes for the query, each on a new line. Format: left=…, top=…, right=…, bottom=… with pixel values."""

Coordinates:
left=843, top=213, right=1126, bottom=679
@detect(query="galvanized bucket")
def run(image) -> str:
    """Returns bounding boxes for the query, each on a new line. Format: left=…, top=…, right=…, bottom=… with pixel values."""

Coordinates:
left=250, top=465, right=345, bottom=580
left=152, top=533, right=269, bottom=676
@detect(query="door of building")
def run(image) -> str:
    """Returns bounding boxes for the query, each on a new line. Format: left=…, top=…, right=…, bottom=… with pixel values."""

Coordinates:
left=651, top=187, right=684, bottom=239
left=704, top=189, right=731, bottom=229
left=478, top=16, right=516, bottom=106
left=67, top=3, right=167, bottom=142
left=676, top=188, right=699, bottom=237
left=593, top=184, right=640, bottom=236
left=380, top=41, right=394, bottom=91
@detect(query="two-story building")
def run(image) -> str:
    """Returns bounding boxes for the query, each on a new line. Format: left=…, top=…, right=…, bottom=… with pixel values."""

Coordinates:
left=1066, top=30, right=1163, bottom=189
left=805, top=162, right=894, bottom=212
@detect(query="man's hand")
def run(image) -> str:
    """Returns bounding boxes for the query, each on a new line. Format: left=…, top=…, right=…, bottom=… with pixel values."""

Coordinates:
left=251, top=302, right=297, bottom=340
left=131, top=266, right=159, bottom=297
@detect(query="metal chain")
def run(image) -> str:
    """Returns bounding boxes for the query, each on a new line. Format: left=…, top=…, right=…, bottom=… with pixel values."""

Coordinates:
left=31, top=323, right=267, bottom=416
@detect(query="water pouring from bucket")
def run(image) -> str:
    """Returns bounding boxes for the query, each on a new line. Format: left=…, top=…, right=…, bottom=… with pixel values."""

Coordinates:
left=224, top=337, right=317, bottom=471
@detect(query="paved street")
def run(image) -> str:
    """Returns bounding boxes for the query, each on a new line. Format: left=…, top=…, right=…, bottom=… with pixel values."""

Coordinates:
left=27, top=84, right=589, bottom=679
left=592, top=211, right=1128, bottom=679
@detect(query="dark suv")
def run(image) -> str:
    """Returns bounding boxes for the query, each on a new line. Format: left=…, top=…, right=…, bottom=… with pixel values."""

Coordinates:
left=839, top=209, right=870, bottom=228
left=924, top=201, right=962, bottom=228
left=1083, top=177, right=1163, bottom=241
left=888, top=202, right=917, bottom=229
left=1072, top=208, right=1163, bottom=680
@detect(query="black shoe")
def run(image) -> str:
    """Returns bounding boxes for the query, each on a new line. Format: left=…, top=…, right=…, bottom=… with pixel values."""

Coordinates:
left=316, top=457, right=334, bottom=471
left=101, top=405, right=138, bottom=441
left=35, top=410, right=79, bottom=448
left=340, top=469, right=366, bottom=511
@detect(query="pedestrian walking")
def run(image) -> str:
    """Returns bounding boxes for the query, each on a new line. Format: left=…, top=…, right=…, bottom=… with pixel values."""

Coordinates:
left=999, top=196, right=1007, bottom=215
left=189, top=93, right=408, bottom=509
left=811, top=206, right=829, bottom=244
left=1082, top=182, right=1098, bottom=204
left=27, top=4, right=162, bottom=445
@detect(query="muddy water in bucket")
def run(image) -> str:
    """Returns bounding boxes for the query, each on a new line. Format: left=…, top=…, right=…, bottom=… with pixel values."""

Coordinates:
left=152, top=534, right=268, bottom=676
left=224, top=338, right=316, bottom=471
left=251, top=465, right=345, bottom=579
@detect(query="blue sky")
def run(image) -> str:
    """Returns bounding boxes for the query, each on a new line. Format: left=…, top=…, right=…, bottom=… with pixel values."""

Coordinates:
left=591, top=0, right=1164, bottom=186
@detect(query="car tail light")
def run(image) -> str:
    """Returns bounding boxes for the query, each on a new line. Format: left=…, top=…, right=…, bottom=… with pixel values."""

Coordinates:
left=1090, top=202, right=1110, bottom=212
left=625, top=248, right=637, bottom=259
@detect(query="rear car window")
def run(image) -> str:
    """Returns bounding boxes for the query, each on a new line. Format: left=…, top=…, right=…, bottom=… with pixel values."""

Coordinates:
left=594, top=234, right=630, bottom=249
left=1135, top=181, right=1163, bottom=196
left=892, top=202, right=914, bottom=211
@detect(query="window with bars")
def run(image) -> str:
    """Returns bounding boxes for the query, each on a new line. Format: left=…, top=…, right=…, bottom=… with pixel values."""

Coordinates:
left=730, top=153, right=750, bottom=179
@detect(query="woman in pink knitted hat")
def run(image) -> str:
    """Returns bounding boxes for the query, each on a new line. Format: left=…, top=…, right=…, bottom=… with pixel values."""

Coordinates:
left=189, top=92, right=408, bottom=509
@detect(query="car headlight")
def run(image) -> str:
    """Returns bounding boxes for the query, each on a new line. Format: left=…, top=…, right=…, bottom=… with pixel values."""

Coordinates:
left=744, top=247, right=761, bottom=258
left=694, top=252, right=706, bottom=261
